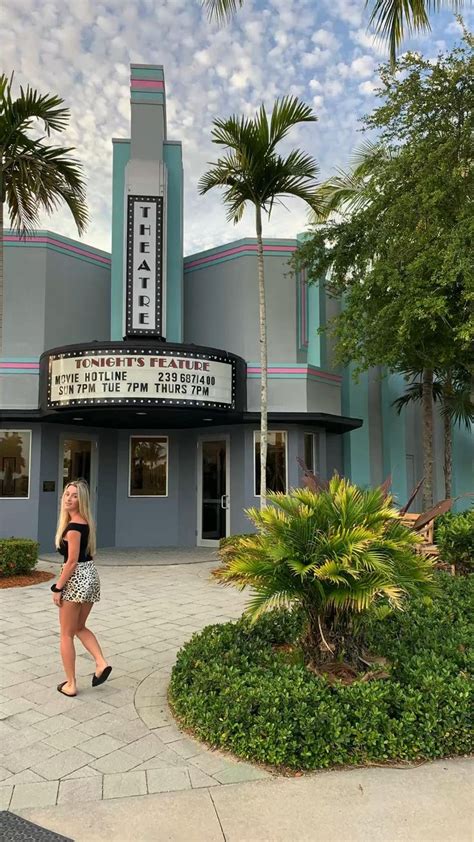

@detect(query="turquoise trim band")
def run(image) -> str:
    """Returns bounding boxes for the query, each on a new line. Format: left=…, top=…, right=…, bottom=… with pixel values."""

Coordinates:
left=130, top=66, right=164, bottom=81
left=0, top=369, right=39, bottom=375
left=130, top=91, right=165, bottom=103
left=110, top=139, right=131, bottom=340
left=4, top=230, right=110, bottom=270
left=184, top=237, right=296, bottom=264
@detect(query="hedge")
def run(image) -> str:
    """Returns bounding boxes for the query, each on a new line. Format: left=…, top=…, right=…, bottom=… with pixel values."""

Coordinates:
left=436, top=510, right=474, bottom=574
left=0, top=539, right=39, bottom=577
left=169, top=575, right=473, bottom=771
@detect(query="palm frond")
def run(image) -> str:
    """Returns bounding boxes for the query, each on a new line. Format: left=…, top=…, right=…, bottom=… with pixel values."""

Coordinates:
left=266, top=96, right=316, bottom=150
left=1, top=74, right=88, bottom=234
left=201, top=95, right=320, bottom=226
left=202, top=0, right=244, bottom=24
left=366, top=0, right=462, bottom=67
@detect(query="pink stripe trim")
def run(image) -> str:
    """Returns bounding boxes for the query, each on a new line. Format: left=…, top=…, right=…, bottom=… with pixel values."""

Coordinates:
left=0, top=362, right=39, bottom=369
left=5, top=235, right=111, bottom=265
left=301, top=268, right=307, bottom=345
left=185, top=243, right=296, bottom=270
left=130, top=79, right=165, bottom=90
left=247, top=366, right=341, bottom=382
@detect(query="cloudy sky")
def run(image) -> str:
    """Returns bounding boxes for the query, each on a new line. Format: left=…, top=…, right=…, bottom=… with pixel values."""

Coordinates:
left=2, top=0, right=470, bottom=255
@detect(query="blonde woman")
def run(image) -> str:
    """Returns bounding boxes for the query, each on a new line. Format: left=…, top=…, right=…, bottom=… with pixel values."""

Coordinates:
left=51, top=479, right=111, bottom=697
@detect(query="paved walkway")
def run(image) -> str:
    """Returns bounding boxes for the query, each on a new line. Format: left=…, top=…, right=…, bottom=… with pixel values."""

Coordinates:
left=1, top=553, right=472, bottom=840
left=40, top=547, right=216, bottom=566
left=11, top=759, right=474, bottom=841
left=0, top=557, right=269, bottom=815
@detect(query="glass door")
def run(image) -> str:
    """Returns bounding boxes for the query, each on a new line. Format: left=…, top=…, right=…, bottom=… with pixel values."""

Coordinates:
left=59, top=435, right=98, bottom=514
left=197, top=436, right=230, bottom=546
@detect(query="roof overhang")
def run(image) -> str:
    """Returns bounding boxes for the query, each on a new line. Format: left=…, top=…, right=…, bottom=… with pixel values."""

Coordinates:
left=0, top=407, right=362, bottom=434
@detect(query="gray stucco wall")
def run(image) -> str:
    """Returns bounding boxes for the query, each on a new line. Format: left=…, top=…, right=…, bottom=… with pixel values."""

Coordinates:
left=307, top=379, right=341, bottom=415
left=0, top=375, right=40, bottom=410
left=44, top=250, right=110, bottom=349
left=114, top=429, right=185, bottom=547
left=326, top=433, right=344, bottom=478
left=3, top=247, right=47, bottom=357
left=0, top=425, right=41, bottom=541
left=36, top=425, right=118, bottom=553
left=246, top=378, right=307, bottom=413
left=184, top=254, right=297, bottom=363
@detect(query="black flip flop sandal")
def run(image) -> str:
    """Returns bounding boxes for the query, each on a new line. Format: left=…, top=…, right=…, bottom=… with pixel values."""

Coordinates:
left=92, top=665, right=112, bottom=687
left=57, top=681, right=77, bottom=697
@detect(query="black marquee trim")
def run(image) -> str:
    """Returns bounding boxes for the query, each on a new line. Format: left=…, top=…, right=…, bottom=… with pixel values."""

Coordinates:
left=126, top=195, right=163, bottom=338
left=41, top=341, right=246, bottom=413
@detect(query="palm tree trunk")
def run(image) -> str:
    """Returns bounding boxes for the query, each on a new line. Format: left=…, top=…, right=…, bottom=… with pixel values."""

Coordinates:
left=255, top=204, right=268, bottom=508
left=422, top=368, right=434, bottom=509
left=0, top=198, right=3, bottom=354
left=443, top=410, right=452, bottom=499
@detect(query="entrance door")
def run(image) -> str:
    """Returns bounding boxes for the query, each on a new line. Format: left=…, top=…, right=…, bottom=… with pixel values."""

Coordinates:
left=59, top=435, right=98, bottom=514
left=197, top=436, right=230, bottom=546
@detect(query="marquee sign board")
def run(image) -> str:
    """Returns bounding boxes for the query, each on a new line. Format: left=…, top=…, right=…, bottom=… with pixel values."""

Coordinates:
left=44, top=346, right=240, bottom=410
left=126, top=195, right=163, bottom=337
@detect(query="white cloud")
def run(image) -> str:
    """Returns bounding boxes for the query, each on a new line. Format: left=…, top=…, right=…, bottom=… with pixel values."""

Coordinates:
left=351, top=55, right=376, bottom=78
left=324, top=79, right=343, bottom=97
left=358, top=79, right=378, bottom=96
left=301, top=48, right=332, bottom=68
left=349, top=27, right=386, bottom=57
left=1, top=0, right=463, bottom=254
left=311, top=28, right=339, bottom=50
left=323, top=0, right=362, bottom=27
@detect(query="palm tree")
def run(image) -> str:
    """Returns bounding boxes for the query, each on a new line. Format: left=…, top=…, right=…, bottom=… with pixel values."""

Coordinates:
left=203, top=0, right=464, bottom=66
left=0, top=73, right=88, bottom=351
left=215, top=477, right=435, bottom=667
left=199, top=97, right=321, bottom=505
left=393, top=368, right=474, bottom=499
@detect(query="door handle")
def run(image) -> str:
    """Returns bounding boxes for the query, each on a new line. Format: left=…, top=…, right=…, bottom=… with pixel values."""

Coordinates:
left=220, top=494, right=229, bottom=510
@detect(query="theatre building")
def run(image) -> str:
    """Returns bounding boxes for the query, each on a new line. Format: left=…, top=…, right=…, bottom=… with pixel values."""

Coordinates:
left=0, top=65, right=471, bottom=552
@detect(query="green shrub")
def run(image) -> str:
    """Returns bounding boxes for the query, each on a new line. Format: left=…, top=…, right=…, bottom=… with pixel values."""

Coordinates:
left=169, top=575, right=473, bottom=771
left=436, top=510, right=474, bottom=574
left=0, top=539, right=39, bottom=576
left=219, top=534, right=252, bottom=550
left=216, top=479, right=435, bottom=668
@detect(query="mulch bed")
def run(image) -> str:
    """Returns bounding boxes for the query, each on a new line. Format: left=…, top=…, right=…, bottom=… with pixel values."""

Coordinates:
left=0, top=570, right=54, bottom=589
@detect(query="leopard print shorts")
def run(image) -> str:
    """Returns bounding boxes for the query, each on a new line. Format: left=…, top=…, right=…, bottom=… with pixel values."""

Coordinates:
left=61, top=561, right=101, bottom=604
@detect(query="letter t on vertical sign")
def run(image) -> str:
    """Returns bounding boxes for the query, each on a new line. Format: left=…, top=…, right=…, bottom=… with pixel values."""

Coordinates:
left=126, top=195, right=163, bottom=337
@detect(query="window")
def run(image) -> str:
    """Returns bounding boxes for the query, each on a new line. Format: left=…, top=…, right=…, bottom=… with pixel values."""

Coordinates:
left=303, top=432, right=320, bottom=474
left=129, top=436, right=168, bottom=497
left=254, top=431, right=287, bottom=496
left=0, top=430, right=31, bottom=499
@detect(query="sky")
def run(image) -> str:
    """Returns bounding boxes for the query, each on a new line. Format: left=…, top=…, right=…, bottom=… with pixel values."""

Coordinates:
left=2, top=0, right=470, bottom=256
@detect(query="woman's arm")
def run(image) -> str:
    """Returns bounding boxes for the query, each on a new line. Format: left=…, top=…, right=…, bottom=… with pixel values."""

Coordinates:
left=56, top=530, right=80, bottom=589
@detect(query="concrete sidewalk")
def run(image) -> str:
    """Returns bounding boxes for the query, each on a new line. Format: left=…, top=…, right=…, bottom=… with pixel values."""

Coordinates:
left=14, top=758, right=474, bottom=841
left=1, top=554, right=472, bottom=840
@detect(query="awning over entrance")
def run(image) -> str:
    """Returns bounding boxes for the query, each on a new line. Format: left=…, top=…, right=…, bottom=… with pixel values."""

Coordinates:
left=1, top=407, right=362, bottom=433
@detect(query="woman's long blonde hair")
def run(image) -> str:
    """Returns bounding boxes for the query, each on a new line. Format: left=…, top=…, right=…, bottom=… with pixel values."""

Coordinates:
left=55, top=479, right=97, bottom=556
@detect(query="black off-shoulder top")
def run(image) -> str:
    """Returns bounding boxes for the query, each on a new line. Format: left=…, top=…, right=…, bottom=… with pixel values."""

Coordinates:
left=58, top=523, right=93, bottom=563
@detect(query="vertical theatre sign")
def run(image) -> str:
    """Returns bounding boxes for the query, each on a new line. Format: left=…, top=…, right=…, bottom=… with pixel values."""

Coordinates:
left=126, top=195, right=163, bottom=337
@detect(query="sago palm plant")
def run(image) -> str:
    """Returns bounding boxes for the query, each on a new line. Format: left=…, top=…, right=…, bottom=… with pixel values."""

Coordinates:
left=215, top=476, right=436, bottom=668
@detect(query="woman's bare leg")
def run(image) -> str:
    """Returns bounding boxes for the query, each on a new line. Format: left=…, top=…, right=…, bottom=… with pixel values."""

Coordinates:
left=76, top=603, right=108, bottom=675
left=59, top=602, right=81, bottom=694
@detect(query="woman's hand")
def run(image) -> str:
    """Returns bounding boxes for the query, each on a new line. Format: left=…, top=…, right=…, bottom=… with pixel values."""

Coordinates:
left=52, top=592, right=63, bottom=607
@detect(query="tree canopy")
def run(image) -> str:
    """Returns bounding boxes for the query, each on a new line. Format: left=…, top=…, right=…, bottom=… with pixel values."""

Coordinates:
left=293, top=30, right=474, bottom=378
